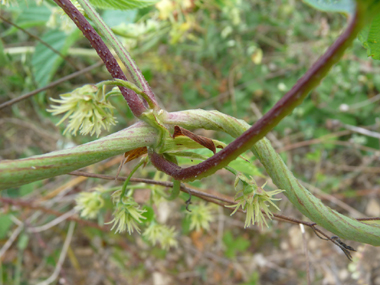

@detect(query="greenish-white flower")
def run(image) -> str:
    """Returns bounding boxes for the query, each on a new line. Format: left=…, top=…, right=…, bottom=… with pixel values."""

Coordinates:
left=107, top=196, right=146, bottom=234
left=226, top=174, right=284, bottom=228
left=143, top=223, right=178, bottom=250
left=186, top=202, right=214, bottom=232
left=75, top=190, right=105, bottom=219
left=47, top=84, right=117, bottom=137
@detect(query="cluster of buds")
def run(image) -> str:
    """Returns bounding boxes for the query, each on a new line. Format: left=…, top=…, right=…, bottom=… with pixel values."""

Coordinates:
left=143, top=223, right=178, bottom=250
left=75, top=186, right=105, bottom=219
left=186, top=201, right=215, bottom=232
left=47, top=84, right=117, bottom=137
left=227, top=174, right=284, bottom=228
left=107, top=191, right=147, bottom=234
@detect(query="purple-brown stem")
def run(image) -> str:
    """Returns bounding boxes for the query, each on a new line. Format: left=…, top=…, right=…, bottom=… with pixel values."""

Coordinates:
left=53, top=0, right=147, bottom=117
left=151, top=9, right=365, bottom=181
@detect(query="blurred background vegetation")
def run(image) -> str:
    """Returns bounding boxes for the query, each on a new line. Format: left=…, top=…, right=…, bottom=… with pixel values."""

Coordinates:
left=1, top=0, right=380, bottom=284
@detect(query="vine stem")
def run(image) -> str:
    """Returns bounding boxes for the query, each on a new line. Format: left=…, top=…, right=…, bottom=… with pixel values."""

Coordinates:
left=52, top=0, right=147, bottom=117
left=77, top=0, right=158, bottom=108
left=150, top=3, right=370, bottom=181
left=119, top=159, right=146, bottom=200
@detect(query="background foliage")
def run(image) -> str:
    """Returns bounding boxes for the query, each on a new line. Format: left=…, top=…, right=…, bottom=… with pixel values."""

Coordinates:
left=1, top=0, right=380, bottom=284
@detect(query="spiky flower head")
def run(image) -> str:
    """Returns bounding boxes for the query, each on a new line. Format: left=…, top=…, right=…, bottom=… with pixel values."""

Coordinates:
left=47, top=84, right=117, bottom=137
left=226, top=174, right=284, bottom=228
left=143, top=223, right=178, bottom=250
left=186, top=201, right=215, bottom=232
left=75, top=186, right=105, bottom=219
left=107, top=196, right=146, bottom=234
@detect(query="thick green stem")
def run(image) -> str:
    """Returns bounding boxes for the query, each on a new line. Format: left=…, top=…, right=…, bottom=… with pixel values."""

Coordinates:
left=164, top=109, right=380, bottom=246
left=2, top=109, right=380, bottom=245
left=0, top=122, right=157, bottom=190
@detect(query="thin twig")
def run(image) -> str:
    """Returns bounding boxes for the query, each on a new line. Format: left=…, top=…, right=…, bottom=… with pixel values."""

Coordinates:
left=0, top=224, right=23, bottom=259
left=276, top=130, right=351, bottom=152
left=0, top=14, right=81, bottom=72
left=341, top=122, right=380, bottom=139
left=36, top=221, right=75, bottom=285
left=27, top=209, right=76, bottom=233
left=0, top=62, right=103, bottom=110
left=300, top=224, right=311, bottom=285
left=68, top=171, right=333, bottom=227
left=67, top=170, right=376, bottom=259
left=0, top=197, right=106, bottom=231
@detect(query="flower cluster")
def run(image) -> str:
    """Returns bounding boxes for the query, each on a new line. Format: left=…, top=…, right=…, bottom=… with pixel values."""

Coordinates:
left=186, top=202, right=215, bottom=232
left=227, top=174, right=284, bottom=228
left=107, top=195, right=147, bottom=234
left=143, top=223, right=178, bottom=250
left=47, top=84, right=117, bottom=137
left=75, top=187, right=105, bottom=219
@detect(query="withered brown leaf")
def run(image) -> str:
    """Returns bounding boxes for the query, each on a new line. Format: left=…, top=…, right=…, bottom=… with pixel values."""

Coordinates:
left=173, top=126, right=216, bottom=154
left=123, top=147, right=148, bottom=164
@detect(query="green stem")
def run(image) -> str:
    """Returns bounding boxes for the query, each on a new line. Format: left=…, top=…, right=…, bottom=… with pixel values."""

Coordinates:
left=98, top=79, right=156, bottom=109
left=165, top=179, right=180, bottom=201
left=77, top=0, right=158, bottom=109
left=0, top=122, right=157, bottom=190
left=164, top=109, right=380, bottom=246
left=2, top=109, right=380, bottom=245
left=119, top=159, right=146, bottom=200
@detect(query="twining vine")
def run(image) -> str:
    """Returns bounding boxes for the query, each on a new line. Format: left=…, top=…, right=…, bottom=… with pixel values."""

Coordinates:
left=1, top=0, right=380, bottom=254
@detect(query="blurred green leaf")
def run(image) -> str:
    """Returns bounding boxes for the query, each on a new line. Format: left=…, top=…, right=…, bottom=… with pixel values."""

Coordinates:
left=89, top=0, right=158, bottom=10
left=0, top=39, right=8, bottom=66
left=302, top=0, right=355, bottom=14
left=141, top=206, right=155, bottom=223
left=31, top=29, right=80, bottom=88
left=17, top=233, right=29, bottom=250
left=223, top=231, right=250, bottom=258
left=359, top=14, right=380, bottom=60
left=102, top=9, right=137, bottom=27
left=0, top=214, right=13, bottom=239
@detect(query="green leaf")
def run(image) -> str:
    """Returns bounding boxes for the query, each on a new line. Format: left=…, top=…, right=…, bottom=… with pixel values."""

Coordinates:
left=89, top=0, right=158, bottom=10
left=31, top=29, right=80, bottom=88
left=17, top=233, right=29, bottom=250
left=222, top=231, right=250, bottom=258
left=0, top=39, right=8, bottom=66
left=302, top=0, right=355, bottom=15
left=1, top=1, right=51, bottom=37
left=102, top=9, right=137, bottom=27
left=141, top=206, right=155, bottom=223
left=0, top=214, right=13, bottom=239
left=358, top=14, right=380, bottom=60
